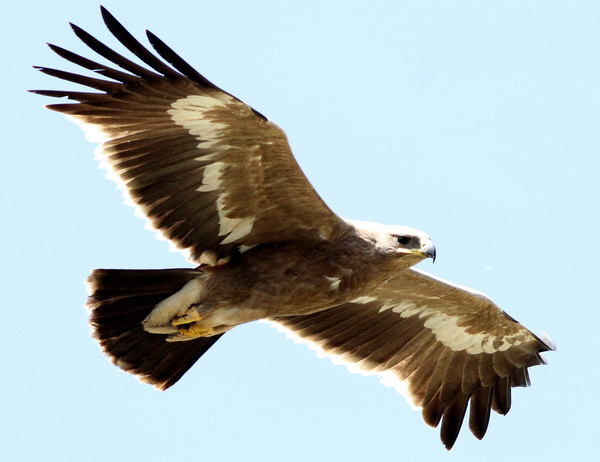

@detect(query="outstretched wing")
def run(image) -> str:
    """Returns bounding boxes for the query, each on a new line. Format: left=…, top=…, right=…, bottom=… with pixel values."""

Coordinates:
left=32, top=7, right=345, bottom=265
left=271, top=268, right=553, bottom=449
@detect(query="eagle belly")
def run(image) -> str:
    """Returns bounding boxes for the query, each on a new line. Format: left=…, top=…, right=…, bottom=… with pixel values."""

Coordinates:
left=221, top=241, right=395, bottom=316
left=147, top=240, right=396, bottom=340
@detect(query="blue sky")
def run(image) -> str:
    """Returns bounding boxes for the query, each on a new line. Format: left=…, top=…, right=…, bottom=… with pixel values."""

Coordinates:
left=3, top=1, right=599, bottom=460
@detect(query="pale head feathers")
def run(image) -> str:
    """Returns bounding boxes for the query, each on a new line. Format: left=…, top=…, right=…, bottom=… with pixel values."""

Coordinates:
left=345, top=219, right=434, bottom=255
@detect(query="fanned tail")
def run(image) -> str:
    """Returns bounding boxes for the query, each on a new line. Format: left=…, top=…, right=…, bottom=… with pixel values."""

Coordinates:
left=85, top=268, right=223, bottom=390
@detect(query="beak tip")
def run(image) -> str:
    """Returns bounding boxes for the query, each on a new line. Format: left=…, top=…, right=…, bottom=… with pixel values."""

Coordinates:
left=425, top=245, right=436, bottom=263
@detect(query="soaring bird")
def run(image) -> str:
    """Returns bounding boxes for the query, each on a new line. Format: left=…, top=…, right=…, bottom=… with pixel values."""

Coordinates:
left=33, top=7, right=553, bottom=450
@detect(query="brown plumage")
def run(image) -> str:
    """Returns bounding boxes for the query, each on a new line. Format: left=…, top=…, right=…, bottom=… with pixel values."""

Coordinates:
left=33, top=7, right=554, bottom=450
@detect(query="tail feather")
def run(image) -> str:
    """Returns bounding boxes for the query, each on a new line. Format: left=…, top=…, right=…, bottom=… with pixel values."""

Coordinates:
left=85, top=268, right=223, bottom=390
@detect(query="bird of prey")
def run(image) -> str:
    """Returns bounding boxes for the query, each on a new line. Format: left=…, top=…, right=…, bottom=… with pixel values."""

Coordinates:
left=33, top=7, right=554, bottom=450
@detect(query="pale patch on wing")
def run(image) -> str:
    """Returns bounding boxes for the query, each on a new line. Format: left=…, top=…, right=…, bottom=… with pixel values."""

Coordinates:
left=325, top=276, right=341, bottom=291
left=197, top=162, right=256, bottom=245
left=216, top=193, right=256, bottom=244
left=377, top=298, right=528, bottom=354
left=390, top=301, right=419, bottom=315
left=392, top=269, right=538, bottom=353
left=168, top=94, right=232, bottom=149
left=197, top=162, right=225, bottom=192
left=350, top=296, right=378, bottom=304
left=169, top=97, right=257, bottom=245
left=262, top=320, right=415, bottom=408
left=198, top=250, right=217, bottom=266
left=238, top=244, right=258, bottom=254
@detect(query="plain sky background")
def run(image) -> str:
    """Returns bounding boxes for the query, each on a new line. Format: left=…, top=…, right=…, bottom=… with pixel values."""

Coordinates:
left=2, top=1, right=599, bottom=460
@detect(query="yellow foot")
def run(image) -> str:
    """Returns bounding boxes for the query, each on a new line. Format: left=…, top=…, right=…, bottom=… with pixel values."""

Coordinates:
left=178, top=322, right=215, bottom=337
left=165, top=322, right=215, bottom=342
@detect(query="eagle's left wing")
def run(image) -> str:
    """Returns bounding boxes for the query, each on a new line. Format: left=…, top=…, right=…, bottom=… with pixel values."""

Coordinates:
left=271, top=268, right=553, bottom=449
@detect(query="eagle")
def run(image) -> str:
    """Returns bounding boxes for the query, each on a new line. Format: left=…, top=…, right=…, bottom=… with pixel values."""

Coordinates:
left=33, top=7, right=554, bottom=450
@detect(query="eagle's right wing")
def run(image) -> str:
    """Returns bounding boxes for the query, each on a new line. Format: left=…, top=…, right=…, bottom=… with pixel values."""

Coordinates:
left=33, top=7, right=346, bottom=265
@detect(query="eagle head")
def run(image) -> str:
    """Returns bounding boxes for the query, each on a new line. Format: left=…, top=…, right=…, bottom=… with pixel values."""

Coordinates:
left=346, top=219, right=436, bottom=263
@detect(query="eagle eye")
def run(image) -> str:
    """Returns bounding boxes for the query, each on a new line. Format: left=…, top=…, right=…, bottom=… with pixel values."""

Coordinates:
left=396, top=235, right=411, bottom=246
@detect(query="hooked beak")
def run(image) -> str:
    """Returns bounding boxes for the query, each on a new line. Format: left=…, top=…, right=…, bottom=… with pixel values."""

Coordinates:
left=422, top=242, right=436, bottom=263
left=397, top=241, right=436, bottom=262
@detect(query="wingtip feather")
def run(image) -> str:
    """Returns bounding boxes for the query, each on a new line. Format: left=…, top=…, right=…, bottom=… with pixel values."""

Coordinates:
left=100, top=5, right=117, bottom=27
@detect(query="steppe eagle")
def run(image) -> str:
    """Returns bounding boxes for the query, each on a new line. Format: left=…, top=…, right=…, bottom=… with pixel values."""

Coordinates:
left=32, top=7, right=554, bottom=450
